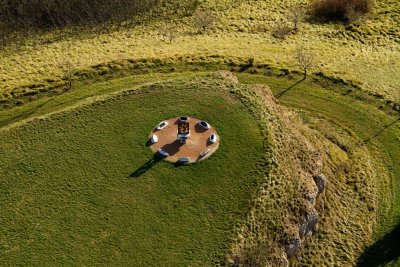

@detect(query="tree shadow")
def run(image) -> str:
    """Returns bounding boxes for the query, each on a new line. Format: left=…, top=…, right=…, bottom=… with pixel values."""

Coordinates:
left=239, top=64, right=252, bottom=72
left=275, top=77, right=306, bottom=99
left=363, top=117, right=400, bottom=144
left=357, top=223, right=400, bottom=266
left=129, top=154, right=162, bottom=178
left=0, top=98, right=53, bottom=127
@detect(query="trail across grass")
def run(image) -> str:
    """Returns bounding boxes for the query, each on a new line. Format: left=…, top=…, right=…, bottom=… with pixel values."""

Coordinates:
left=0, top=77, right=265, bottom=265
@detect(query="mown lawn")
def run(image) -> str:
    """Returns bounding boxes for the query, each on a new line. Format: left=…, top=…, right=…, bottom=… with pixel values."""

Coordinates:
left=0, top=77, right=265, bottom=265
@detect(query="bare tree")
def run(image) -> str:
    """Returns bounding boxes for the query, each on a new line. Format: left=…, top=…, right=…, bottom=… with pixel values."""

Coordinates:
left=59, top=61, right=75, bottom=90
left=287, top=5, right=305, bottom=31
left=193, top=9, right=216, bottom=33
left=294, top=46, right=316, bottom=79
left=160, top=24, right=177, bottom=43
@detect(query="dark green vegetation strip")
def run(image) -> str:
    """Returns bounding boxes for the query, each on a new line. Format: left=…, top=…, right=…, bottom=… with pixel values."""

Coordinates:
left=0, top=78, right=265, bottom=265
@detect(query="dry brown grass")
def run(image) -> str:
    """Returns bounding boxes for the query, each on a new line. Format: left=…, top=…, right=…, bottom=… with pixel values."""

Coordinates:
left=1, top=0, right=399, bottom=104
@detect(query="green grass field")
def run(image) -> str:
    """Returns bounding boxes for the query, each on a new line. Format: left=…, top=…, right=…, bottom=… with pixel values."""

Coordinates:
left=0, top=77, right=266, bottom=265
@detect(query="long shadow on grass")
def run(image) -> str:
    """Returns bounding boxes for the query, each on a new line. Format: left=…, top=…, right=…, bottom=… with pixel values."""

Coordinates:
left=357, top=223, right=400, bottom=266
left=363, top=117, right=400, bottom=144
left=130, top=154, right=162, bottom=178
left=0, top=98, right=53, bottom=127
left=275, top=77, right=306, bottom=99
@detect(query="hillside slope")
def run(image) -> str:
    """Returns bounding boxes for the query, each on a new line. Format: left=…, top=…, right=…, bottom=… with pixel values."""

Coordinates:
left=224, top=73, right=381, bottom=266
left=0, top=0, right=399, bottom=105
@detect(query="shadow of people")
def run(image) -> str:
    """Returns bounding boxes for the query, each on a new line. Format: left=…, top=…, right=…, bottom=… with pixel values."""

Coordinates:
left=130, top=154, right=162, bottom=178
left=194, top=123, right=208, bottom=133
left=173, top=161, right=186, bottom=167
left=206, top=140, right=214, bottom=147
left=161, top=140, right=184, bottom=156
left=145, top=139, right=154, bottom=147
left=275, top=77, right=306, bottom=99
left=357, top=223, right=400, bottom=266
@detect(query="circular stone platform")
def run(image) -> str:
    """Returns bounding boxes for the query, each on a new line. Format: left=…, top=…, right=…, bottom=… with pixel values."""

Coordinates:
left=148, top=117, right=219, bottom=164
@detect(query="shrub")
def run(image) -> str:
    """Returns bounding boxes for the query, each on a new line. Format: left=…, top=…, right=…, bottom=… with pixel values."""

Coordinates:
left=310, top=0, right=372, bottom=22
left=272, top=23, right=292, bottom=40
left=287, top=5, right=306, bottom=31
left=193, top=9, right=216, bottom=33
left=16, top=100, right=25, bottom=106
left=0, top=0, right=158, bottom=29
left=159, top=24, right=178, bottom=43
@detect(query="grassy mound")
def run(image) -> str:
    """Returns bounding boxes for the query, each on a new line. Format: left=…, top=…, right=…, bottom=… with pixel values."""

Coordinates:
left=0, top=75, right=267, bottom=265
left=1, top=70, right=396, bottom=265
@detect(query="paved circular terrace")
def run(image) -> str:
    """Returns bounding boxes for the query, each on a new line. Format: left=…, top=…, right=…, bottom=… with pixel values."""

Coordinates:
left=148, top=117, right=219, bottom=164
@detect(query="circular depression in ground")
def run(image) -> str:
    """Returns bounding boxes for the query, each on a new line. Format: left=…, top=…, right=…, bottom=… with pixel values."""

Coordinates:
left=148, top=117, right=219, bottom=163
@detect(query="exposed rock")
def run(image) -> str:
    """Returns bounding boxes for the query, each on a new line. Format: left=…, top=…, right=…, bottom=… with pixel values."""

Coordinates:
left=284, top=235, right=301, bottom=258
left=217, top=70, right=238, bottom=84
left=299, top=208, right=319, bottom=237
left=305, top=190, right=318, bottom=205
left=313, top=174, right=327, bottom=193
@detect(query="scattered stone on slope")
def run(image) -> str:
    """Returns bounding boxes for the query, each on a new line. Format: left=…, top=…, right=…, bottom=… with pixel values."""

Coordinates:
left=299, top=207, right=319, bottom=237
left=284, top=234, right=301, bottom=258
left=313, top=174, right=327, bottom=193
left=279, top=251, right=290, bottom=267
left=304, top=184, right=319, bottom=205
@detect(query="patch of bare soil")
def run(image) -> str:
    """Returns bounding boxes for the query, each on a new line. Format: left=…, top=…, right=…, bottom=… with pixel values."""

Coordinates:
left=148, top=117, right=219, bottom=163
